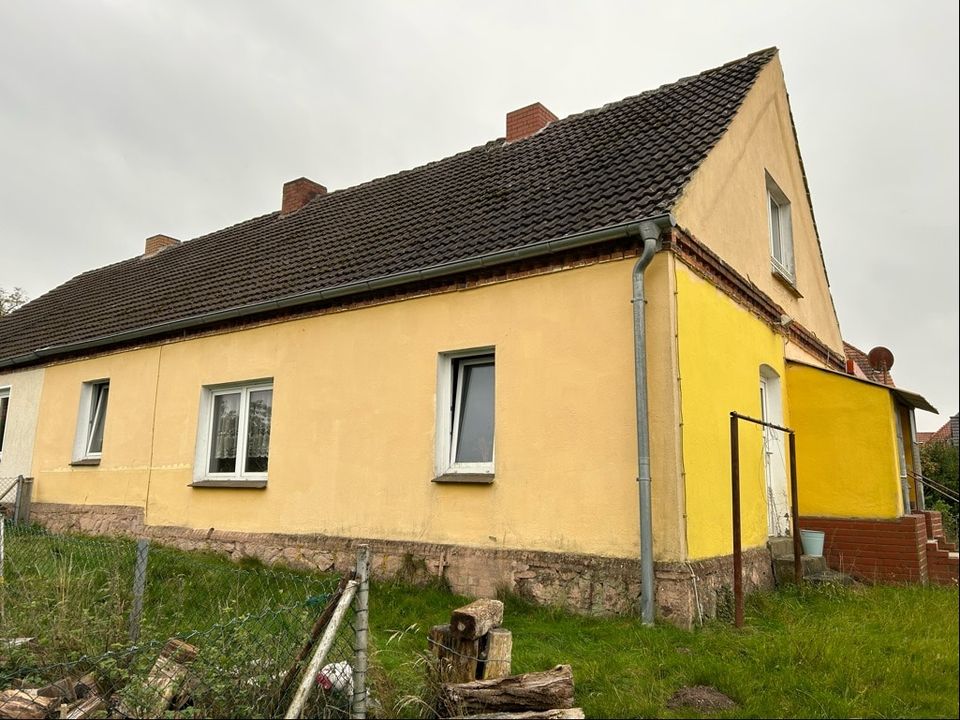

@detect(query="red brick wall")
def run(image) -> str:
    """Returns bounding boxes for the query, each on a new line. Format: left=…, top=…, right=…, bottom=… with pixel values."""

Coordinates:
left=799, top=515, right=928, bottom=583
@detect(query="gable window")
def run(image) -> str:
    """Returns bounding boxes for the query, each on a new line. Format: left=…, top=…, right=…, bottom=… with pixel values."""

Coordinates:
left=72, top=380, right=110, bottom=463
left=0, top=387, right=9, bottom=460
left=435, top=349, right=495, bottom=481
left=194, top=380, right=273, bottom=486
left=766, top=173, right=795, bottom=284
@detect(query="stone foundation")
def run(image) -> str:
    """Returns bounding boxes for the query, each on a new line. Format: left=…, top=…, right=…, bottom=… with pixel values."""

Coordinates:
left=29, top=502, right=774, bottom=627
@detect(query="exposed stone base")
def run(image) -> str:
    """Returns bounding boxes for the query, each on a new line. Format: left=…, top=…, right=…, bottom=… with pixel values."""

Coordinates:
left=29, top=502, right=774, bottom=627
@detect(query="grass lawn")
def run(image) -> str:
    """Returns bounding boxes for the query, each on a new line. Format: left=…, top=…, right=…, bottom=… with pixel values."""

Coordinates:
left=2, top=524, right=957, bottom=718
left=369, top=580, right=959, bottom=719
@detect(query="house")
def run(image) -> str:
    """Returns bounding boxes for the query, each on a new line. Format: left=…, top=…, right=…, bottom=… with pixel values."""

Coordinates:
left=919, top=414, right=960, bottom=448
left=1, top=48, right=953, bottom=627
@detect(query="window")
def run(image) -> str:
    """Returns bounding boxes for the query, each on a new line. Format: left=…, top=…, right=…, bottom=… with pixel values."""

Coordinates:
left=195, top=381, right=273, bottom=485
left=0, top=387, right=9, bottom=460
left=766, top=174, right=795, bottom=283
left=436, top=350, right=495, bottom=479
left=72, top=380, right=110, bottom=462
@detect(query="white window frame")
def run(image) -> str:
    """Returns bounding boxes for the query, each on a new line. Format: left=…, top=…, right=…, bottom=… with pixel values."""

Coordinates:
left=193, top=379, right=273, bottom=485
left=0, top=386, right=10, bottom=462
left=435, top=348, right=495, bottom=479
left=766, top=173, right=795, bottom=284
left=72, top=379, right=110, bottom=463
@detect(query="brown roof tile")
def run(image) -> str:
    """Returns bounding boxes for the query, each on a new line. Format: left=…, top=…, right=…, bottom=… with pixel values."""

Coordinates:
left=0, top=48, right=778, bottom=366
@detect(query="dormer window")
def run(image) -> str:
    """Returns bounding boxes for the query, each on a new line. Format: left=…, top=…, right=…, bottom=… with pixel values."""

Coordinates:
left=766, top=173, right=795, bottom=285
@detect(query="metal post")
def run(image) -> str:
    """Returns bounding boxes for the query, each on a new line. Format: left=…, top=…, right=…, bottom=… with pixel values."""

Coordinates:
left=907, top=409, right=926, bottom=512
left=129, top=538, right=150, bottom=643
left=351, top=545, right=370, bottom=719
left=13, top=476, right=33, bottom=525
left=788, top=432, right=802, bottom=585
left=730, top=414, right=743, bottom=628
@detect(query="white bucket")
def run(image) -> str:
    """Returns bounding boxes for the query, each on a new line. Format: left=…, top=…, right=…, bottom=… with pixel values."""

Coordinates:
left=800, top=529, right=825, bottom=557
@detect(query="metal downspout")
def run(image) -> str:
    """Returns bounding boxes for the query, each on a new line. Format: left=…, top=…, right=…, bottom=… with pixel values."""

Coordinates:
left=632, top=216, right=673, bottom=626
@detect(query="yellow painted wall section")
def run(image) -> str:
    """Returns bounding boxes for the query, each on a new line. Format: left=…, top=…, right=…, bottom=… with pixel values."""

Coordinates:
left=33, top=348, right=161, bottom=507
left=673, top=54, right=844, bottom=357
left=785, top=363, right=903, bottom=519
left=676, top=265, right=789, bottom=559
left=31, top=257, right=685, bottom=560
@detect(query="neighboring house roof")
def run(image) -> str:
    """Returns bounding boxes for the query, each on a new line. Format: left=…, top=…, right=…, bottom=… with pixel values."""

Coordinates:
left=0, top=48, right=778, bottom=368
left=843, top=341, right=896, bottom=386
left=917, top=431, right=935, bottom=444
left=924, top=414, right=960, bottom=447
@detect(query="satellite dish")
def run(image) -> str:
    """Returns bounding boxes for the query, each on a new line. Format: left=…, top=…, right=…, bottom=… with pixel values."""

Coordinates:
left=867, top=346, right=895, bottom=372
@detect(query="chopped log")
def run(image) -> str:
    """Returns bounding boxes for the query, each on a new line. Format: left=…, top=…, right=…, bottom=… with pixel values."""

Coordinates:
left=458, top=710, right=585, bottom=719
left=36, top=678, right=76, bottom=703
left=441, top=665, right=574, bottom=715
left=63, top=696, right=105, bottom=720
left=72, top=675, right=99, bottom=701
left=450, top=599, right=504, bottom=639
left=429, top=623, right=481, bottom=683
left=137, top=638, right=199, bottom=717
left=0, top=689, right=58, bottom=719
left=480, top=628, right=513, bottom=680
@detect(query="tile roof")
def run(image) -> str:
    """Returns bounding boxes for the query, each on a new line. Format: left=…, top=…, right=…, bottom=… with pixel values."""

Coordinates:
left=0, top=48, right=778, bottom=367
left=843, top=342, right=896, bottom=387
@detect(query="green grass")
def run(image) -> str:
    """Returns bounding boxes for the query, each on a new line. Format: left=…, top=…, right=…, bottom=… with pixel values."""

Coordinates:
left=368, top=580, right=958, bottom=719
left=2, top=524, right=957, bottom=718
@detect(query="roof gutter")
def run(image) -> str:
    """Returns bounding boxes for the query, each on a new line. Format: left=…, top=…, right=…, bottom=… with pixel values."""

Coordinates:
left=1, top=214, right=675, bottom=369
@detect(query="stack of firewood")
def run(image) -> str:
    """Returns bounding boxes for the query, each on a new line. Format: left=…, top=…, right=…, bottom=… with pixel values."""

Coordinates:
left=429, top=599, right=583, bottom=719
left=0, top=672, right=103, bottom=720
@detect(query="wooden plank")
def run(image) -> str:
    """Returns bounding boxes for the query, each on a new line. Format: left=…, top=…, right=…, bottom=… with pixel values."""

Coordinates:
left=441, top=665, right=574, bottom=715
left=450, top=599, right=504, bottom=640
left=138, top=638, right=198, bottom=717
left=458, top=709, right=585, bottom=719
left=480, top=628, right=512, bottom=680
left=63, top=696, right=105, bottom=720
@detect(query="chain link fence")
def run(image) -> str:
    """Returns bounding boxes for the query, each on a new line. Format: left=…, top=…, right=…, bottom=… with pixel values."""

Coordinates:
left=0, top=486, right=369, bottom=719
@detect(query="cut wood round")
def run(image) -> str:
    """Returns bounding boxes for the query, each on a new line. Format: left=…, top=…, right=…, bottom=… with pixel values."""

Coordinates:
left=450, top=599, right=504, bottom=639
left=441, top=664, right=574, bottom=715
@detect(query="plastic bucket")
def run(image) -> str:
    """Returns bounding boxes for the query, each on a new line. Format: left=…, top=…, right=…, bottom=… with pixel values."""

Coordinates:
left=800, top=529, right=825, bottom=557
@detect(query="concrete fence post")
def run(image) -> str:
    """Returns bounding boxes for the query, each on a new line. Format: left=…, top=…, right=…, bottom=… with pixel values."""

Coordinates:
left=351, top=544, right=370, bottom=719
left=13, top=476, right=33, bottom=525
left=129, top=538, right=150, bottom=643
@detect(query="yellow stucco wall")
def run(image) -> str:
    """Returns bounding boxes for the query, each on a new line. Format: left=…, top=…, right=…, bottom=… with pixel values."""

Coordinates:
left=32, top=256, right=686, bottom=561
left=785, top=363, right=903, bottom=519
left=676, top=264, right=790, bottom=559
left=673, top=53, right=844, bottom=358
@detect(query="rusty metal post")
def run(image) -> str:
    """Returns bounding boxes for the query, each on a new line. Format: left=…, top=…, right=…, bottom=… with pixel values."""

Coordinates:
left=730, top=413, right=743, bottom=628
left=788, top=432, right=802, bottom=585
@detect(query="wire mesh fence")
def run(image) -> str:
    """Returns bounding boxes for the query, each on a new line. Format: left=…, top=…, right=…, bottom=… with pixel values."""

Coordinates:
left=0, top=515, right=368, bottom=719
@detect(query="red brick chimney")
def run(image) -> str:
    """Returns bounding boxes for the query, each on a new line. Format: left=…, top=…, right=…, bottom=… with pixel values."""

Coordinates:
left=281, top=177, right=327, bottom=216
left=143, top=234, right=180, bottom=257
left=506, top=102, right=558, bottom=143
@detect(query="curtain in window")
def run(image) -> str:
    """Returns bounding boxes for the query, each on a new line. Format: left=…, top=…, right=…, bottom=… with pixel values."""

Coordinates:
left=245, top=389, right=272, bottom=472
left=210, top=393, right=240, bottom=473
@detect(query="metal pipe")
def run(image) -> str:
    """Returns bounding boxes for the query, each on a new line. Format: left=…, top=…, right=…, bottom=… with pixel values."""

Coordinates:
left=730, top=414, right=743, bottom=628
left=907, top=409, right=925, bottom=512
left=632, top=216, right=674, bottom=626
left=788, top=432, right=802, bottom=585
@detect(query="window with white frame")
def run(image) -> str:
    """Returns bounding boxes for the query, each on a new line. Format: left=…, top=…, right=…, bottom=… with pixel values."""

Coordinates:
left=196, top=381, right=273, bottom=482
left=73, top=380, right=110, bottom=462
left=436, top=350, right=495, bottom=478
left=0, top=387, right=10, bottom=460
left=766, top=173, right=795, bottom=283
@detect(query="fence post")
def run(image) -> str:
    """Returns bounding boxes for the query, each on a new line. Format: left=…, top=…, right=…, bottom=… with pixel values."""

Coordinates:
left=129, top=538, right=150, bottom=643
left=351, top=544, right=370, bottom=719
left=13, top=476, right=33, bottom=525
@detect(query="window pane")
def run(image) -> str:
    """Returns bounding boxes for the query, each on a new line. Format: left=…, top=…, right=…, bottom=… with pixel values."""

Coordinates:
left=244, top=389, right=273, bottom=473
left=769, top=196, right=782, bottom=262
left=455, top=361, right=494, bottom=463
left=87, top=385, right=109, bottom=455
left=0, top=394, right=9, bottom=453
left=209, top=392, right=241, bottom=473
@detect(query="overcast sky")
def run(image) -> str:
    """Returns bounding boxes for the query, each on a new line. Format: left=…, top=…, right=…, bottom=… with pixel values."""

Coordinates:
left=1, top=1, right=957, bottom=429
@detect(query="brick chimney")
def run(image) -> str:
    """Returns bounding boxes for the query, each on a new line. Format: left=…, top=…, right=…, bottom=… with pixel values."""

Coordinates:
left=281, top=177, right=327, bottom=216
left=143, top=234, right=180, bottom=257
left=506, top=102, right=558, bottom=143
